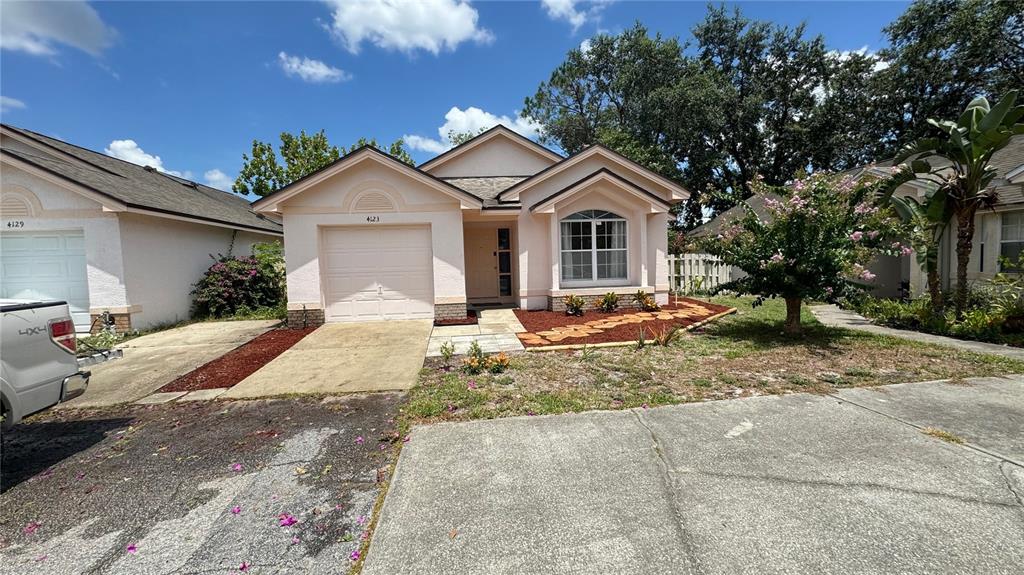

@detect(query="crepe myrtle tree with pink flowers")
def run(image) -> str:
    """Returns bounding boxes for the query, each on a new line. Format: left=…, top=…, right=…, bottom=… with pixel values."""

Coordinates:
left=699, top=173, right=907, bottom=335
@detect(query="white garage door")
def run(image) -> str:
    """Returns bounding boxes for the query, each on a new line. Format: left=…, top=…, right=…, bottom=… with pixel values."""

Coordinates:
left=1, top=230, right=90, bottom=331
left=321, top=226, right=434, bottom=322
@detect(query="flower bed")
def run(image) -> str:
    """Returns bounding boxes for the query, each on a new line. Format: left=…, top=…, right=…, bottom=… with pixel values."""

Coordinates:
left=512, top=297, right=735, bottom=347
left=158, top=327, right=316, bottom=393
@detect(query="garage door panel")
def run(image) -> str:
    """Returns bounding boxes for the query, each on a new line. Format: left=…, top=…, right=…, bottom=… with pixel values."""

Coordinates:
left=321, top=226, right=434, bottom=322
left=0, top=231, right=90, bottom=331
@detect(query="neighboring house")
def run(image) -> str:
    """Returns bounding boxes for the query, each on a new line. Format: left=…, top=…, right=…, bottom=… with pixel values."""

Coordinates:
left=0, top=125, right=282, bottom=333
left=687, top=135, right=1024, bottom=299
left=252, top=125, right=688, bottom=326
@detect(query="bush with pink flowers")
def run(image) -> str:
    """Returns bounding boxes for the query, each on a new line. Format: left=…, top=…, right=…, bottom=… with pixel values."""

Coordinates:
left=191, top=242, right=285, bottom=318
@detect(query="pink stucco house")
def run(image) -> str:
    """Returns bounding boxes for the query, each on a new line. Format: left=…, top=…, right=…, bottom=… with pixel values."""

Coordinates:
left=252, top=126, right=689, bottom=326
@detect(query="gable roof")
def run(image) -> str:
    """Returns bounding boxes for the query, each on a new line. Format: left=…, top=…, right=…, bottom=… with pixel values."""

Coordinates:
left=529, top=168, right=672, bottom=213
left=417, top=124, right=563, bottom=173
left=496, top=144, right=690, bottom=202
left=1, top=124, right=281, bottom=234
left=441, top=176, right=528, bottom=205
left=251, top=145, right=483, bottom=212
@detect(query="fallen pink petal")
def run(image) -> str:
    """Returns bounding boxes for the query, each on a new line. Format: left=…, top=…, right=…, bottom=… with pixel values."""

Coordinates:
left=126, top=544, right=138, bottom=554
left=355, top=436, right=364, bottom=444
left=231, top=463, right=243, bottom=472
left=230, top=505, right=242, bottom=515
left=278, top=513, right=298, bottom=527
left=349, top=550, right=361, bottom=561
left=23, top=522, right=41, bottom=535
left=357, top=515, right=367, bottom=525
left=35, top=555, right=48, bottom=562
left=291, top=536, right=300, bottom=545
left=239, top=560, right=250, bottom=572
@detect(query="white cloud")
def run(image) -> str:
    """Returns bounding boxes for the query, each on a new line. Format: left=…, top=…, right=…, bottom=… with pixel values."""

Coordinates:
left=277, top=52, right=351, bottom=83
left=322, top=0, right=493, bottom=55
left=541, top=0, right=612, bottom=32
left=403, top=106, right=543, bottom=154
left=827, top=45, right=889, bottom=73
left=1, top=96, right=27, bottom=113
left=104, top=139, right=190, bottom=177
left=0, top=0, right=115, bottom=57
left=203, top=169, right=234, bottom=191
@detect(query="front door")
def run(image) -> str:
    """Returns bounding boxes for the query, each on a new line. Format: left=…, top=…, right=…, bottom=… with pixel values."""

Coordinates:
left=465, top=226, right=513, bottom=302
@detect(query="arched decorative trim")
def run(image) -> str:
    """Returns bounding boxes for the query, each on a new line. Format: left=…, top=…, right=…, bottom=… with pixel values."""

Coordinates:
left=0, top=186, right=42, bottom=217
left=352, top=191, right=397, bottom=213
left=340, top=180, right=408, bottom=213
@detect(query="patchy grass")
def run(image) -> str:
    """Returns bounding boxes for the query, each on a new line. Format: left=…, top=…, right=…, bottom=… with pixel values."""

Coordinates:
left=922, top=427, right=965, bottom=444
left=403, top=296, right=1024, bottom=427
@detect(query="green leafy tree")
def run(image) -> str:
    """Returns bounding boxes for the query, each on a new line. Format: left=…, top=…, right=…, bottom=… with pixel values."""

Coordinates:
left=698, top=173, right=905, bottom=334
left=447, top=128, right=488, bottom=146
left=870, top=0, right=1024, bottom=159
left=878, top=166, right=954, bottom=311
left=895, top=90, right=1024, bottom=317
left=233, top=131, right=413, bottom=197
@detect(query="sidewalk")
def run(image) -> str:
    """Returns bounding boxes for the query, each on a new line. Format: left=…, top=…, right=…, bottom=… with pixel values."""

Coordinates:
left=810, top=304, right=1024, bottom=361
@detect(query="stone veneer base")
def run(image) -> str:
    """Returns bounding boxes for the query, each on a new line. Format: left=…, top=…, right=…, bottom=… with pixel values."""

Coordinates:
left=434, top=302, right=468, bottom=321
left=287, top=308, right=325, bottom=329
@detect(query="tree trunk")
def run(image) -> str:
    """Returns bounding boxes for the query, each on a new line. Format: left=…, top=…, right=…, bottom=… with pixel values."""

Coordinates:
left=926, top=267, right=943, bottom=314
left=784, top=297, right=802, bottom=335
left=954, top=208, right=977, bottom=319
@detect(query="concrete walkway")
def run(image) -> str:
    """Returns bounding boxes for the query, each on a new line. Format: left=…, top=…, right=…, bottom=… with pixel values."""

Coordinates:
left=811, top=304, right=1024, bottom=361
left=62, top=320, right=279, bottom=408
left=363, top=375, right=1024, bottom=574
left=427, top=309, right=525, bottom=357
left=222, top=320, right=433, bottom=397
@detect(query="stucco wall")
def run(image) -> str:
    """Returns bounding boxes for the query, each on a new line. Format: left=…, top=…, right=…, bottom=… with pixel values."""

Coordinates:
left=277, top=161, right=467, bottom=310
left=118, top=212, right=276, bottom=330
left=0, top=163, right=129, bottom=311
left=426, top=136, right=556, bottom=178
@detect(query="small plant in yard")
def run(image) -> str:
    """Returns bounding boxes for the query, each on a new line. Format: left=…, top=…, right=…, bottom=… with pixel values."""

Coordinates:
left=486, top=352, right=511, bottom=374
left=579, top=344, right=597, bottom=362
left=598, top=292, right=620, bottom=312
left=462, top=340, right=486, bottom=374
left=635, top=327, right=648, bottom=350
left=632, top=290, right=659, bottom=312
left=651, top=325, right=684, bottom=347
left=439, top=340, right=455, bottom=367
left=922, top=427, right=964, bottom=444
left=698, top=172, right=906, bottom=335
left=563, top=294, right=586, bottom=316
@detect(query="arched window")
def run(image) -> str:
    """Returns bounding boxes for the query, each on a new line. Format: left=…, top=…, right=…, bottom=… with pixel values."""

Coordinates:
left=560, top=210, right=627, bottom=284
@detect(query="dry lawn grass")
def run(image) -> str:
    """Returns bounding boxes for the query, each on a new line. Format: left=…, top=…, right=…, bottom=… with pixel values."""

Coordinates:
left=405, top=296, right=1024, bottom=426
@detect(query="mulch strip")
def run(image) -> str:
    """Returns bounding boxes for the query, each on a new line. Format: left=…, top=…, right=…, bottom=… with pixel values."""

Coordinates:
left=434, top=310, right=478, bottom=326
left=158, top=327, right=316, bottom=393
left=513, top=297, right=735, bottom=347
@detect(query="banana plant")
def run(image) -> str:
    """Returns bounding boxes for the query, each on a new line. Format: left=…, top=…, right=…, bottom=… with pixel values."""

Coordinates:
left=894, top=90, right=1024, bottom=317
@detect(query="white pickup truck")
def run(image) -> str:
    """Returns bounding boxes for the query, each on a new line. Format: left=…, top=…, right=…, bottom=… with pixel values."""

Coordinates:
left=1, top=299, right=118, bottom=428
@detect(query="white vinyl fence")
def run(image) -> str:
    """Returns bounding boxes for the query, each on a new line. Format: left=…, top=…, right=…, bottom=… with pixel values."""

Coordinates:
left=668, top=253, right=733, bottom=294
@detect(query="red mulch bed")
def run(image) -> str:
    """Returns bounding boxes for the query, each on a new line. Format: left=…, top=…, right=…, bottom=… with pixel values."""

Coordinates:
left=158, top=327, right=316, bottom=393
left=513, top=297, right=735, bottom=347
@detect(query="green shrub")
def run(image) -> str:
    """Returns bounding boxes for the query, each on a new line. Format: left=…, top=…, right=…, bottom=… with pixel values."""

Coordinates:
left=191, top=242, right=285, bottom=319
left=598, top=292, right=620, bottom=312
left=563, top=294, right=586, bottom=316
left=439, top=340, right=455, bottom=366
left=632, top=290, right=659, bottom=312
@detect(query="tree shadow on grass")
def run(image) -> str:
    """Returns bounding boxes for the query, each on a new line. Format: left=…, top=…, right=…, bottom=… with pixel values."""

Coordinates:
left=703, top=315, right=874, bottom=356
left=1, top=416, right=132, bottom=493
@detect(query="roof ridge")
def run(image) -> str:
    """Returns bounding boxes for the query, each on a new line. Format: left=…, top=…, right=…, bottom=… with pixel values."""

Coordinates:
left=4, top=124, right=129, bottom=179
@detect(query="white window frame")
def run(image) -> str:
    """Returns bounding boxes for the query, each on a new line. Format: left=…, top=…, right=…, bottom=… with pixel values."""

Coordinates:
left=559, top=210, right=629, bottom=287
left=1000, top=212, right=1024, bottom=271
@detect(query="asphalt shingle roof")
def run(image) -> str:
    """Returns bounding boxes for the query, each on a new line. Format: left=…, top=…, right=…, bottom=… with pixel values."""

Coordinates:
left=441, top=176, right=528, bottom=206
left=1, top=125, right=281, bottom=234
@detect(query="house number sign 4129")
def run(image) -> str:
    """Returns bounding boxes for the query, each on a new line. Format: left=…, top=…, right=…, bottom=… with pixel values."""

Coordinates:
left=365, top=216, right=380, bottom=223
left=6, top=220, right=25, bottom=228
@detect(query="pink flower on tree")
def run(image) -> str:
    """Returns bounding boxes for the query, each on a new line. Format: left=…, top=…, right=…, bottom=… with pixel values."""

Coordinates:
left=849, top=231, right=864, bottom=241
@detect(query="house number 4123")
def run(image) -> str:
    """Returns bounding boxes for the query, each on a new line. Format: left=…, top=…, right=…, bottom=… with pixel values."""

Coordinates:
left=365, top=216, right=380, bottom=223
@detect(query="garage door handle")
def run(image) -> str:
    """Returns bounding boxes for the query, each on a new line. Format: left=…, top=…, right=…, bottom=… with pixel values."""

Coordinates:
left=378, top=285, right=383, bottom=295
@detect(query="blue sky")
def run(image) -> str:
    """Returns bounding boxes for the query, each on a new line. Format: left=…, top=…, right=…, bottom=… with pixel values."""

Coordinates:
left=0, top=1, right=909, bottom=194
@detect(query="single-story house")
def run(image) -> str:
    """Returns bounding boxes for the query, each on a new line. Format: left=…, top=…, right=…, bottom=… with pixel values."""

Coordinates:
left=687, top=135, right=1024, bottom=299
left=252, top=125, right=689, bottom=326
left=0, top=124, right=283, bottom=333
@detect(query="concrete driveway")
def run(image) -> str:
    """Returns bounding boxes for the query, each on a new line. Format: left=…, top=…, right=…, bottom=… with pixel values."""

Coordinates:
left=64, top=320, right=278, bottom=408
left=364, top=376, right=1024, bottom=574
left=0, top=394, right=401, bottom=574
left=223, top=320, right=433, bottom=398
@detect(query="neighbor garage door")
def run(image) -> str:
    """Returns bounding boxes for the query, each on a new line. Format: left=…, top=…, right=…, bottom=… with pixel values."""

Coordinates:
left=321, top=226, right=434, bottom=322
left=1, top=230, right=90, bottom=331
